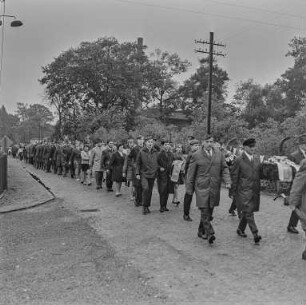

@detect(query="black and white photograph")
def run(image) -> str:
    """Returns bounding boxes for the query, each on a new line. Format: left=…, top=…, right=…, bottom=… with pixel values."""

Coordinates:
left=0, top=0, right=306, bottom=304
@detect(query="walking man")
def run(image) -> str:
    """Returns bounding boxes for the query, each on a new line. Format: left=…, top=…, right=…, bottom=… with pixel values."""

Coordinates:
left=186, top=134, right=231, bottom=244
left=157, top=139, right=173, bottom=212
left=286, top=135, right=306, bottom=234
left=183, top=139, right=200, bottom=221
left=136, top=136, right=158, bottom=215
left=231, top=138, right=263, bottom=245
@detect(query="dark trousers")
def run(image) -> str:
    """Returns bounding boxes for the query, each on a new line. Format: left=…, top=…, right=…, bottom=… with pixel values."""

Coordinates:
left=198, top=207, right=215, bottom=237
left=106, top=170, right=113, bottom=190
left=288, top=210, right=299, bottom=227
left=95, top=171, right=103, bottom=187
left=141, top=176, right=155, bottom=207
left=229, top=198, right=237, bottom=213
left=238, top=211, right=258, bottom=235
left=157, top=173, right=170, bottom=209
left=46, top=159, right=52, bottom=172
left=134, top=181, right=142, bottom=205
left=183, top=193, right=193, bottom=216
left=70, top=162, right=75, bottom=178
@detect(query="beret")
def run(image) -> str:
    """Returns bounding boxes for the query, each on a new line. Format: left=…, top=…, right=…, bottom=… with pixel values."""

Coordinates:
left=243, top=138, right=256, bottom=147
left=190, top=139, right=199, bottom=145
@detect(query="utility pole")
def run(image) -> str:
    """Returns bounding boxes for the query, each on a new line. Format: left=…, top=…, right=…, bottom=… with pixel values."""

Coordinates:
left=195, top=32, right=225, bottom=134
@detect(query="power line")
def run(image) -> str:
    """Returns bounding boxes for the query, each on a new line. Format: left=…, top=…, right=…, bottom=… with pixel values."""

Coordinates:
left=207, top=0, right=306, bottom=20
left=114, top=0, right=305, bottom=32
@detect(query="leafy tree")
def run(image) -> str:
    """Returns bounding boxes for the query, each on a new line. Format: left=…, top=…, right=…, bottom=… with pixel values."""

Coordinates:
left=179, top=57, right=229, bottom=121
left=144, top=49, right=191, bottom=121
left=277, top=36, right=306, bottom=116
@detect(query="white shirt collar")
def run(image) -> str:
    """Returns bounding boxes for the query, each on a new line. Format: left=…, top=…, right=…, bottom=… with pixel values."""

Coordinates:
left=244, top=151, right=253, bottom=161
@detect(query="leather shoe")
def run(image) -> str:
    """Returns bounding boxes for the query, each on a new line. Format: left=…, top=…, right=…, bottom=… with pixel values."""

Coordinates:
left=236, top=229, right=247, bottom=238
left=197, top=231, right=208, bottom=240
left=302, top=250, right=306, bottom=260
left=163, top=207, right=169, bottom=212
left=287, top=226, right=299, bottom=234
left=159, top=208, right=165, bottom=213
left=142, top=207, right=149, bottom=215
left=183, top=215, right=192, bottom=221
left=254, top=235, right=262, bottom=245
left=208, top=235, right=216, bottom=244
left=229, top=210, right=236, bottom=216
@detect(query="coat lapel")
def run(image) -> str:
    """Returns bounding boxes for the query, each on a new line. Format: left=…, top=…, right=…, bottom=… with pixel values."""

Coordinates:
left=242, top=152, right=254, bottom=169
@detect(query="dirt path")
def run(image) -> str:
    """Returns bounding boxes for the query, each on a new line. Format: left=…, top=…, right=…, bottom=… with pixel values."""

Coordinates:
left=2, top=159, right=306, bottom=304
left=0, top=201, right=165, bottom=305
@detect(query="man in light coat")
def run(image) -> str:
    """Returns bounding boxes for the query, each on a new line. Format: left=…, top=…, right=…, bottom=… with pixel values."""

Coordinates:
left=186, top=134, right=231, bottom=244
left=288, top=159, right=306, bottom=259
left=231, top=138, right=262, bottom=245
left=90, top=140, right=104, bottom=189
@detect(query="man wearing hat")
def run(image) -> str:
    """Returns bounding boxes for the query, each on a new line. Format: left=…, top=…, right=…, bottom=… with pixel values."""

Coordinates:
left=136, top=135, right=159, bottom=215
left=231, top=138, right=262, bottom=245
left=157, top=139, right=174, bottom=212
left=186, top=134, right=231, bottom=244
left=286, top=135, right=306, bottom=234
left=183, top=138, right=200, bottom=221
left=128, top=135, right=144, bottom=206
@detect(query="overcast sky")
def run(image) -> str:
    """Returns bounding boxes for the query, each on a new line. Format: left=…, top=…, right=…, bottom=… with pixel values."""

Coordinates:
left=0, top=0, right=305, bottom=114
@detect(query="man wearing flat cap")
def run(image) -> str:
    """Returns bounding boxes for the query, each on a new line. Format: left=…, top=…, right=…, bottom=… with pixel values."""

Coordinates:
left=231, top=138, right=263, bottom=245
left=286, top=135, right=306, bottom=234
left=136, top=136, right=159, bottom=215
left=183, top=139, right=200, bottom=221
left=128, top=135, right=144, bottom=206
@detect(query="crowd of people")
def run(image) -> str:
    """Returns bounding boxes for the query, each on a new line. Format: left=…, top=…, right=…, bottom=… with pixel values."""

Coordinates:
left=9, top=132, right=306, bottom=259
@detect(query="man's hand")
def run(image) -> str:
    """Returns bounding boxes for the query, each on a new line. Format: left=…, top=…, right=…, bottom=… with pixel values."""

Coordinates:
left=225, top=183, right=231, bottom=189
left=160, top=167, right=165, bottom=172
left=122, top=173, right=126, bottom=178
left=136, top=174, right=140, bottom=180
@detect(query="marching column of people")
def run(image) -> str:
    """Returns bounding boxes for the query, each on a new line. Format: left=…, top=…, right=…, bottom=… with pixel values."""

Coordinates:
left=16, top=132, right=306, bottom=259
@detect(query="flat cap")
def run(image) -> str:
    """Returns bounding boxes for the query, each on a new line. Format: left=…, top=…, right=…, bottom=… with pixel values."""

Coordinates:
left=190, top=139, right=199, bottom=145
left=243, top=138, right=256, bottom=147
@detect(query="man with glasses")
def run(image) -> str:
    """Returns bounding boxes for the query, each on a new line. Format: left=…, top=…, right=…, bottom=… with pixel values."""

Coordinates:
left=186, top=134, right=231, bottom=244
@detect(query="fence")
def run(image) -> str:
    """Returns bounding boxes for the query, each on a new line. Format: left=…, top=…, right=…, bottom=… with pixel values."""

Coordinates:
left=0, top=153, right=7, bottom=195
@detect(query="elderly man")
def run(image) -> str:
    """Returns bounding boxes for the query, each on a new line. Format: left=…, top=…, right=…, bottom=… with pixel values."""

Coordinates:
left=231, top=138, right=263, bottom=245
left=186, top=134, right=231, bottom=244
left=287, top=135, right=306, bottom=234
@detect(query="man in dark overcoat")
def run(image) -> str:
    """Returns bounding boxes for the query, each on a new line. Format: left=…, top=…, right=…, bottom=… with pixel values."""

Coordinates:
left=157, top=139, right=174, bottom=212
left=127, top=135, right=144, bottom=206
left=286, top=136, right=306, bottom=234
left=231, top=138, right=262, bottom=245
left=186, top=134, right=231, bottom=244
left=101, top=141, right=114, bottom=192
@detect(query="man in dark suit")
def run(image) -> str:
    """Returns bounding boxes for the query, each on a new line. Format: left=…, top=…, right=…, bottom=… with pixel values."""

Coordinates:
left=287, top=136, right=306, bottom=234
left=157, top=139, right=173, bottom=213
left=231, top=138, right=263, bottom=245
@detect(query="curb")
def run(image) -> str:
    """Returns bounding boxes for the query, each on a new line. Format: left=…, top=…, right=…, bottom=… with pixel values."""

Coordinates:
left=0, top=165, right=56, bottom=214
